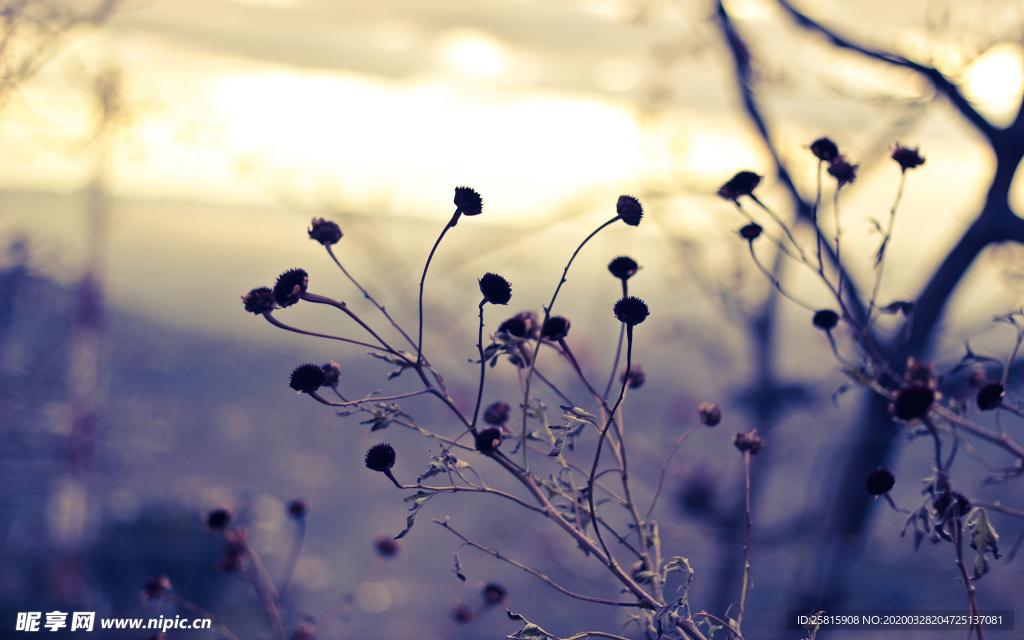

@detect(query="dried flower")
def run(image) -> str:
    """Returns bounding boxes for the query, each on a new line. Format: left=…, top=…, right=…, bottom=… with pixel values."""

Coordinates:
left=739, top=223, right=762, bottom=240
left=890, top=384, right=934, bottom=421
left=454, top=186, right=483, bottom=216
left=542, top=316, right=571, bottom=340
left=287, top=499, right=308, bottom=519
left=608, top=256, right=639, bottom=281
left=320, top=361, right=342, bottom=387
left=484, top=401, right=511, bottom=425
left=827, top=155, right=858, bottom=188
left=810, top=137, right=839, bottom=163
left=365, top=443, right=397, bottom=472
left=499, top=311, right=539, bottom=339
left=717, top=171, right=762, bottom=200
left=733, top=429, right=765, bottom=454
left=274, top=268, right=309, bottom=307
left=976, top=381, right=1004, bottom=411
left=812, top=309, right=839, bottom=331
left=475, top=427, right=503, bottom=454
left=206, top=508, right=232, bottom=531
left=479, top=273, right=512, bottom=305
left=905, top=358, right=936, bottom=388
left=483, top=582, right=507, bottom=605
left=934, top=491, right=971, bottom=517
left=617, top=195, right=643, bottom=226
left=308, top=218, right=342, bottom=246
left=289, top=364, right=325, bottom=394
left=374, top=535, right=401, bottom=558
left=622, top=365, right=646, bottom=389
left=865, top=468, right=895, bottom=495
left=219, top=529, right=248, bottom=572
left=613, top=296, right=650, bottom=326
left=698, top=402, right=722, bottom=427
left=891, top=144, right=925, bottom=172
left=242, top=287, right=276, bottom=314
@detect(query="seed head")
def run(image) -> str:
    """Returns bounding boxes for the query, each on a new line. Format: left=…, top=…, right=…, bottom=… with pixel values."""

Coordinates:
left=698, top=402, right=722, bottom=427
left=934, top=490, right=971, bottom=517
left=206, top=508, right=232, bottom=531
left=812, top=309, right=839, bottom=331
left=542, top=315, right=571, bottom=340
left=499, top=311, right=539, bottom=339
left=365, top=443, right=397, bottom=472
left=905, top=358, right=936, bottom=388
left=479, top=273, right=512, bottom=305
left=717, top=171, right=762, bottom=200
left=617, top=195, right=643, bottom=226
left=484, top=401, right=511, bottom=425
left=890, top=384, right=934, bottom=421
left=308, top=217, right=343, bottom=246
left=320, top=360, right=342, bottom=387
left=273, top=268, right=308, bottom=307
left=891, top=143, right=925, bottom=172
left=242, top=287, right=276, bottom=314
left=827, top=155, right=858, bottom=188
left=287, top=499, right=308, bottom=519
left=289, top=364, right=325, bottom=394
left=613, top=296, right=650, bottom=326
left=483, top=582, right=507, bottom=605
left=454, top=186, right=483, bottom=216
left=733, top=429, right=765, bottom=454
left=374, top=534, right=401, bottom=558
left=865, top=468, right=895, bottom=495
left=475, top=427, right=503, bottom=454
left=608, top=256, right=639, bottom=281
left=739, top=223, right=762, bottom=241
left=622, top=365, right=646, bottom=389
left=976, top=381, right=1004, bottom=411
left=810, top=137, right=839, bottom=163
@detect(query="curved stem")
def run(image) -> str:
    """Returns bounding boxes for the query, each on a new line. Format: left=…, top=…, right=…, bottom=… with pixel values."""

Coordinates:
left=261, top=312, right=388, bottom=353
left=645, top=420, right=702, bottom=521
left=603, top=280, right=628, bottom=400
left=301, top=292, right=402, bottom=355
left=157, top=594, right=241, bottom=640
left=417, top=213, right=458, bottom=363
left=277, top=516, right=305, bottom=602
left=307, top=389, right=430, bottom=407
left=471, top=299, right=488, bottom=434
left=867, top=170, right=907, bottom=324
left=736, top=450, right=752, bottom=635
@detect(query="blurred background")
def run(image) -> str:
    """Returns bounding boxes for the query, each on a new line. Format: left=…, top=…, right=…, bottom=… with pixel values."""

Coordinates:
left=1, top=0, right=1023, bottom=638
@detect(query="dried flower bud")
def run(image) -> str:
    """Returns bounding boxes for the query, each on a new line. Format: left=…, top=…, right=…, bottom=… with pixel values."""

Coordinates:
left=812, top=309, right=839, bottom=331
left=499, top=311, right=539, bottom=339
left=142, top=575, right=172, bottom=601
left=717, top=171, right=762, bottom=200
left=206, top=508, right=232, bottom=531
left=289, top=364, right=325, bottom=394
left=475, top=427, right=503, bottom=453
left=890, top=384, right=934, bottom=421
left=452, top=604, right=475, bottom=624
left=542, top=316, right=571, bottom=340
left=454, top=186, right=483, bottom=216
left=608, top=256, right=639, bottom=281
left=483, top=582, right=507, bottom=605
left=733, top=429, right=765, bottom=454
left=308, top=217, right=342, bottom=246
left=617, top=195, right=643, bottom=226
left=242, top=287, right=276, bottom=314
left=484, top=401, right=511, bottom=425
left=374, top=535, right=401, bottom=558
left=891, top=143, right=925, bottom=172
left=219, top=529, right=248, bottom=572
left=698, top=402, right=722, bottom=427
left=287, top=499, right=308, bottom=519
left=622, top=365, right=646, bottom=389
left=905, top=358, right=936, bottom=388
left=865, top=468, right=895, bottom=495
left=479, top=273, right=512, bottom=305
left=613, top=296, right=650, bottom=326
left=739, top=223, right=762, bottom=240
left=810, top=137, right=839, bottom=163
left=273, top=268, right=309, bottom=307
left=934, top=490, right=971, bottom=517
left=827, top=155, right=858, bottom=188
left=976, top=381, right=1004, bottom=411
left=290, top=622, right=316, bottom=640
left=365, top=443, right=397, bottom=472
left=320, top=361, right=341, bottom=387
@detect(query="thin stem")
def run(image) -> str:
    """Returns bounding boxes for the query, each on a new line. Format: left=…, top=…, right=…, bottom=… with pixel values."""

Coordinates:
left=471, top=299, right=488, bottom=434
left=747, top=241, right=817, bottom=311
left=242, top=544, right=283, bottom=640
left=301, top=292, right=401, bottom=354
left=645, top=420, right=702, bottom=521
left=832, top=189, right=843, bottom=303
left=951, top=511, right=984, bottom=640
left=157, top=594, right=241, bottom=640
left=434, top=519, right=642, bottom=607
left=565, top=633, right=632, bottom=640
left=867, top=170, right=907, bottom=323
left=558, top=338, right=604, bottom=401
left=417, top=213, right=458, bottom=363
left=736, top=450, right=753, bottom=635
left=307, top=389, right=430, bottom=407
left=603, top=280, right=628, bottom=400
left=750, top=194, right=810, bottom=265
left=814, top=159, right=824, bottom=271
left=692, top=613, right=746, bottom=640
left=262, top=312, right=389, bottom=353
left=397, top=484, right=544, bottom=514
left=278, top=516, right=305, bottom=602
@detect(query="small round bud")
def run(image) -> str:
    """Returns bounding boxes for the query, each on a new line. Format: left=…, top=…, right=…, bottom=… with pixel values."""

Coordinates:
left=289, top=364, right=325, bottom=394
left=890, top=384, right=934, bottom=421
left=452, top=604, right=475, bottom=624
left=865, top=468, right=895, bottom=495
left=374, top=534, right=401, bottom=558
left=308, top=218, right=342, bottom=246
left=479, top=273, right=512, bottom=305
left=454, top=186, right=483, bottom=216
left=287, top=499, right=308, bottom=519
left=482, top=582, right=507, bottom=605
left=475, top=427, right=503, bottom=454
left=810, top=137, right=839, bottom=162
left=812, top=309, right=839, bottom=331
left=698, top=402, right=722, bottom=427
left=717, top=171, right=761, bottom=200
left=976, top=381, right=1004, bottom=411
left=827, top=155, right=858, bottom=188
left=617, top=195, right=643, bottom=226
left=365, top=443, right=397, bottom=472
left=242, top=287, right=276, bottom=314
left=739, top=223, right=762, bottom=240
left=733, top=429, right=765, bottom=454
left=206, top=508, right=232, bottom=531
left=273, top=268, right=308, bottom=307
left=622, top=365, right=646, bottom=389
left=320, top=361, right=341, bottom=387
left=483, top=401, right=511, bottom=426
left=608, top=256, right=639, bottom=281
left=498, top=311, right=538, bottom=339
left=613, top=296, right=650, bottom=326
left=891, top=143, right=925, bottom=172
left=542, top=316, right=571, bottom=340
